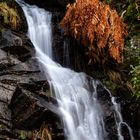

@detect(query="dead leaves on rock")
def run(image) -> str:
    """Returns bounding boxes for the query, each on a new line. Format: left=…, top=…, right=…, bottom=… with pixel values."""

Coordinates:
left=60, top=0, right=127, bottom=65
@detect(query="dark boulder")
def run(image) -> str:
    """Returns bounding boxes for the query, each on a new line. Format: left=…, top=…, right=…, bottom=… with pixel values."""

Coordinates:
left=9, top=86, right=59, bottom=130
left=0, top=29, right=33, bottom=62
left=96, top=82, right=137, bottom=140
left=9, top=85, right=64, bottom=140
left=0, top=58, right=47, bottom=86
left=0, top=49, right=20, bottom=71
left=0, top=13, right=63, bottom=137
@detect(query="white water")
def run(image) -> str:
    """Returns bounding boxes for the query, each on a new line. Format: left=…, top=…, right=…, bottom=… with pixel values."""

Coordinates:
left=104, top=86, right=135, bottom=140
left=17, top=0, right=134, bottom=140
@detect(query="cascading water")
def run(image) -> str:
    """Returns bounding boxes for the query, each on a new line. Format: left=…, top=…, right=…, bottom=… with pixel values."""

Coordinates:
left=17, top=0, right=134, bottom=140
left=103, top=86, right=134, bottom=140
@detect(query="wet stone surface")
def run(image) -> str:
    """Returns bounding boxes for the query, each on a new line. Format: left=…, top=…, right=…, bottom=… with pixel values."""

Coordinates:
left=0, top=27, right=63, bottom=139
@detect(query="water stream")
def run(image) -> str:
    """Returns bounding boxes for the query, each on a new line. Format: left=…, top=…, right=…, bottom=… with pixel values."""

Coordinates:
left=17, top=0, right=134, bottom=140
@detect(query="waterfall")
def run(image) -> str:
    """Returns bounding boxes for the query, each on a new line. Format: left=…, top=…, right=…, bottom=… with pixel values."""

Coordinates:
left=103, top=86, right=135, bottom=140
left=16, top=0, right=134, bottom=140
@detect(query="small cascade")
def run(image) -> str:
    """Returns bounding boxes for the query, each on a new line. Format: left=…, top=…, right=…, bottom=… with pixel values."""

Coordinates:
left=16, top=0, right=134, bottom=140
left=18, top=0, right=53, bottom=58
left=103, top=86, right=134, bottom=140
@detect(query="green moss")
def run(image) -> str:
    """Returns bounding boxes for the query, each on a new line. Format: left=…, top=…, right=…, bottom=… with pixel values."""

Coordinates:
left=102, top=79, right=116, bottom=92
left=130, top=65, right=140, bottom=99
left=125, top=3, right=136, bottom=17
left=16, top=130, right=33, bottom=140
left=124, top=0, right=140, bottom=35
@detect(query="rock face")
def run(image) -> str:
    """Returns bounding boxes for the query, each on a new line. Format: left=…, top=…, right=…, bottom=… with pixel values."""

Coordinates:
left=0, top=0, right=80, bottom=139
left=10, top=86, right=59, bottom=129
left=0, top=27, right=63, bottom=139
left=0, top=28, right=31, bottom=139
left=0, top=29, right=32, bottom=61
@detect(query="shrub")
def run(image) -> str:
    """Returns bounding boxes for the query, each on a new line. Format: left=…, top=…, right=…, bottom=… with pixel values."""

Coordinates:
left=60, top=0, right=127, bottom=65
left=130, top=65, right=140, bottom=99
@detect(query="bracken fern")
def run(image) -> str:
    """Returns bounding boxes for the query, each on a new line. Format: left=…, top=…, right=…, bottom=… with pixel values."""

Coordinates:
left=60, top=0, right=127, bottom=65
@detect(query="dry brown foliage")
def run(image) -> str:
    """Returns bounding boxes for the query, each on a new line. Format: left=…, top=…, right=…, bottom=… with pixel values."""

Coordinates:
left=32, top=123, right=52, bottom=140
left=60, top=0, right=127, bottom=65
left=0, top=2, right=20, bottom=28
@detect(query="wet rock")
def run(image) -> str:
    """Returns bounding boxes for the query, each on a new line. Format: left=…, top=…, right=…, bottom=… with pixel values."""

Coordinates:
left=8, top=58, right=40, bottom=72
left=0, top=29, right=33, bottom=62
left=0, top=84, right=15, bottom=104
left=0, top=101, right=14, bottom=139
left=0, top=67, right=45, bottom=85
left=0, top=102, right=11, bottom=126
left=0, top=2, right=65, bottom=137
left=9, top=86, right=60, bottom=130
left=0, top=49, right=20, bottom=71
left=0, top=25, right=57, bottom=138
left=0, top=24, right=61, bottom=137
left=0, top=129, right=15, bottom=140
left=121, top=100, right=140, bottom=140
left=96, top=83, right=119, bottom=140
left=0, top=59, right=48, bottom=87
left=0, top=29, right=23, bottom=47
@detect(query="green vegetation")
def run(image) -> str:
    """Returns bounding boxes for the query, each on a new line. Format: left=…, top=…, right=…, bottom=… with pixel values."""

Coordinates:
left=17, top=131, right=29, bottom=140
left=130, top=65, right=140, bottom=99
left=97, top=0, right=140, bottom=100
left=124, top=0, right=140, bottom=37
left=124, top=0, right=140, bottom=99
left=0, top=2, right=20, bottom=29
left=124, top=36, right=140, bottom=99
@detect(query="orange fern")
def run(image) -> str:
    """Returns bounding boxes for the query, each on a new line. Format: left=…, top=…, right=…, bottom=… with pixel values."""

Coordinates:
left=60, top=0, right=127, bottom=64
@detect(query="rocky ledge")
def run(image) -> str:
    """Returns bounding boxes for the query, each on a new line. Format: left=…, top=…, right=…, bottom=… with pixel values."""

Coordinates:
left=0, top=28, right=64, bottom=139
